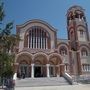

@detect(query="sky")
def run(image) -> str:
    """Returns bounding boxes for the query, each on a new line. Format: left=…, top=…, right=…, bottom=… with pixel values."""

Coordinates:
left=3, top=0, right=90, bottom=39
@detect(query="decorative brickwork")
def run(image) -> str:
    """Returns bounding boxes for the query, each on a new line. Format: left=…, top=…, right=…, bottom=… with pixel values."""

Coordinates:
left=14, top=6, right=90, bottom=78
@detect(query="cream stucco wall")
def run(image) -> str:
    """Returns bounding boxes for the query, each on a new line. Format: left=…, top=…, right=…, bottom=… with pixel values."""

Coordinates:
left=19, top=30, right=25, bottom=51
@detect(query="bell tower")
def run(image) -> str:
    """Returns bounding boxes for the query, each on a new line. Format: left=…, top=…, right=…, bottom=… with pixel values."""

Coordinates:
left=67, top=5, right=89, bottom=75
left=67, top=5, right=89, bottom=42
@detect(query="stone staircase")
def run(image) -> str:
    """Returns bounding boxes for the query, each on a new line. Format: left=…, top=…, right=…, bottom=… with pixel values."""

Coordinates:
left=15, top=77, right=70, bottom=87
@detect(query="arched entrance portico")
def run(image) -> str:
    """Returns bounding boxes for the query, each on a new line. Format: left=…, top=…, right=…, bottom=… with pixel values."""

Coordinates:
left=15, top=52, right=64, bottom=78
left=15, top=53, right=32, bottom=78
left=33, top=53, right=47, bottom=77
left=49, top=53, right=63, bottom=77
left=19, top=61, right=30, bottom=77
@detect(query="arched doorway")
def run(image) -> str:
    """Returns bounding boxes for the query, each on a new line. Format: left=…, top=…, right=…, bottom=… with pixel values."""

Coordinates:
left=34, top=61, right=42, bottom=77
left=49, top=54, right=62, bottom=77
left=16, top=53, right=32, bottom=78
left=19, top=61, right=30, bottom=77
left=33, top=54, right=47, bottom=77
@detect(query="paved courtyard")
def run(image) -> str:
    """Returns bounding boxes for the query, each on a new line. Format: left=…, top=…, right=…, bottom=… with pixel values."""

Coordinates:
left=15, top=84, right=90, bottom=90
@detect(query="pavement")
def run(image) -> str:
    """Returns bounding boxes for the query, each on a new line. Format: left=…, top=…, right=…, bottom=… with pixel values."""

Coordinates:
left=15, top=84, right=90, bottom=90
left=0, top=83, right=90, bottom=90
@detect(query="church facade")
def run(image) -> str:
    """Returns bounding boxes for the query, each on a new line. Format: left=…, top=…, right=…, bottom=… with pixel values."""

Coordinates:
left=14, top=6, right=90, bottom=78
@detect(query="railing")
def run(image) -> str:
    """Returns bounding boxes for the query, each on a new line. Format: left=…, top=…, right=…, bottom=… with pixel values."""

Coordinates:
left=63, top=73, right=73, bottom=85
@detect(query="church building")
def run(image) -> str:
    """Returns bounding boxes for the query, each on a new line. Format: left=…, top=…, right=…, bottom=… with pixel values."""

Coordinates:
left=14, top=5, right=90, bottom=78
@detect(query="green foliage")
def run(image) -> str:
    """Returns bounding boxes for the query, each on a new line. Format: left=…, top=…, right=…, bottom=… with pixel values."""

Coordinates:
left=2, top=22, right=13, bottom=35
left=0, top=1, right=20, bottom=80
left=0, top=1, right=19, bottom=79
left=0, top=52, right=14, bottom=77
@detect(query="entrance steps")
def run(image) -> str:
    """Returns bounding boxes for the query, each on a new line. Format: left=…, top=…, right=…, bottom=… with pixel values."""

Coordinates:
left=15, top=77, right=70, bottom=87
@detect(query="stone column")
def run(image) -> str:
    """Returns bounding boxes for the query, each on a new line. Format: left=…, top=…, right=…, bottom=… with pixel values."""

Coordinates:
left=31, top=64, right=34, bottom=78
left=60, top=64, right=65, bottom=76
left=69, top=51, right=73, bottom=74
left=46, top=64, right=50, bottom=77
left=57, top=65, right=60, bottom=77
left=76, top=51, right=82, bottom=75
left=13, top=63, right=19, bottom=80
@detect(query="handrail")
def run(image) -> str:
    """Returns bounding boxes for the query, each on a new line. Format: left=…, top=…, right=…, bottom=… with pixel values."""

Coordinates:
left=63, top=73, right=73, bottom=85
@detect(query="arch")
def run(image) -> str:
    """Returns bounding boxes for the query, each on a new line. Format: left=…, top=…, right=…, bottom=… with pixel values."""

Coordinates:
left=67, top=11, right=74, bottom=20
left=17, top=19, right=57, bottom=49
left=80, top=45, right=90, bottom=56
left=19, top=60, right=28, bottom=64
left=76, top=25, right=86, bottom=31
left=24, top=26, right=51, bottom=49
left=81, top=48, right=88, bottom=56
left=57, top=42, right=69, bottom=49
left=57, top=43, right=69, bottom=55
left=67, top=5, right=84, bottom=15
left=68, top=26, right=74, bottom=32
left=67, top=11, right=73, bottom=18
left=33, top=52, right=48, bottom=65
left=75, top=10, right=84, bottom=15
left=59, top=46, right=68, bottom=55
left=77, top=26, right=88, bottom=41
left=16, top=19, right=56, bottom=32
left=67, top=5, right=85, bottom=21
left=49, top=53, right=63, bottom=77
left=15, top=52, right=32, bottom=64
left=80, top=44, right=90, bottom=50
left=25, top=26, right=50, bottom=38
left=49, top=53, right=62, bottom=65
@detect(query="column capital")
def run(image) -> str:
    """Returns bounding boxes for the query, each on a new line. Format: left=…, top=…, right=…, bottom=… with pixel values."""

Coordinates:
left=31, top=63, right=34, bottom=66
left=14, top=63, right=19, bottom=66
left=46, top=64, right=50, bottom=66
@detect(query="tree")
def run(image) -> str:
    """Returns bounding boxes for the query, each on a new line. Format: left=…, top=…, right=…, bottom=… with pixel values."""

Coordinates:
left=0, top=52, right=14, bottom=77
left=0, top=22, right=13, bottom=52
left=0, top=1, right=20, bottom=82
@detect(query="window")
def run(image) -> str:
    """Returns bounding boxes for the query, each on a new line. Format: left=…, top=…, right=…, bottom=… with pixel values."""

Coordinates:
left=49, top=66, right=54, bottom=76
left=80, top=30, right=84, bottom=37
left=65, top=64, right=69, bottom=71
left=75, top=13, right=79, bottom=18
left=81, top=48, right=88, bottom=56
left=82, top=64, right=90, bottom=72
left=70, top=31, right=74, bottom=41
left=28, top=26, right=50, bottom=49
left=60, top=46, right=67, bottom=56
left=61, top=50, right=66, bottom=55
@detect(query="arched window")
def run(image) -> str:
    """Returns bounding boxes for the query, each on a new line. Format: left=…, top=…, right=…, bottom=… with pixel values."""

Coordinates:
left=71, top=31, right=73, bottom=37
left=81, top=48, right=88, bottom=56
left=28, top=26, right=50, bottom=49
left=70, top=30, right=74, bottom=41
left=75, top=12, right=79, bottom=18
left=80, top=30, right=84, bottom=37
left=59, top=46, right=67, bottom=56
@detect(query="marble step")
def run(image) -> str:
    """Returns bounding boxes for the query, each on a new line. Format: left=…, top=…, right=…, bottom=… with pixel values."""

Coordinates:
left=15, top=77, right=69, bottom=87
